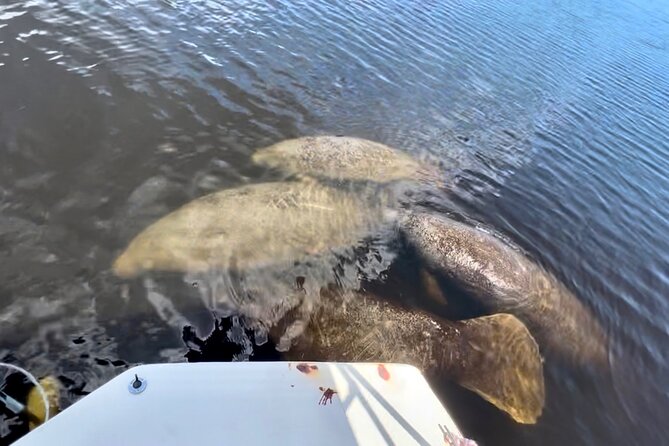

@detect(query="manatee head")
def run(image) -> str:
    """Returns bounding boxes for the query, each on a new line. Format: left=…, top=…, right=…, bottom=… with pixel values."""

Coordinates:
left=112, top=233, right=208, bottom=278
left=112, top=241, right=167, bottom=279
left=251, top=138, right=303, bottom=171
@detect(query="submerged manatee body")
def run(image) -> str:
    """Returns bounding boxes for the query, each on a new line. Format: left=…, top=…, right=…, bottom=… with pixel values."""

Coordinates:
left=186, top=292, right=546, bottom=424
left=113, top=180, right=391, bottom=278
left=187, top=241, right=396, bottom=351
left=401, top=212, right=608, bottom=366
left=214, top=290, right=544, bottom=424
left=252, top=136, right=426, bottom=183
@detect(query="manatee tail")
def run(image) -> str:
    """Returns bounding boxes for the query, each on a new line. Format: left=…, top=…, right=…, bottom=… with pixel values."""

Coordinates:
left=449, top=313, right=545, bottom=424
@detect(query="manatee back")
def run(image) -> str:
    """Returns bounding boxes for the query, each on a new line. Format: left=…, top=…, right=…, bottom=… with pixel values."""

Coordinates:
left=252, top=136, right=425, bottom=183
left=401, top=212, right=533, bottom=308
left=288, top=292, right=545, bottom=424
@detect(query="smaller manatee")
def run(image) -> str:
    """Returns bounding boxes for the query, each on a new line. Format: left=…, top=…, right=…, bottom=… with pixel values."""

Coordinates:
left=252, top=136, right=427, bottom=183
left=113, top=181, right=390, bottom=278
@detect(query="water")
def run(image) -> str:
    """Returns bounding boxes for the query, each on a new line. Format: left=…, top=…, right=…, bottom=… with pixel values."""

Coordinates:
left=1, top=0, right=668, bottom=443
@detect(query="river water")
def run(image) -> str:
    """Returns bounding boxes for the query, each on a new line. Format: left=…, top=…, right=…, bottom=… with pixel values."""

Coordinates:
left=1, top=0, right=668, bottom=444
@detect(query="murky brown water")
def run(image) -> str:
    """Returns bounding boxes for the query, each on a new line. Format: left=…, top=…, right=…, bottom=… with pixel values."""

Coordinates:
left=2, top=0, right=669, bottom=444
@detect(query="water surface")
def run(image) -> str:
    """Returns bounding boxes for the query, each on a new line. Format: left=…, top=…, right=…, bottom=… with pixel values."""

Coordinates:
left=1, top=0, right=669, bottom=444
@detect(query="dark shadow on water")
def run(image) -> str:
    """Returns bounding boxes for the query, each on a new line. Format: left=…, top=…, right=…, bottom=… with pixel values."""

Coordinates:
left=362, top=236, right=488, bottom=322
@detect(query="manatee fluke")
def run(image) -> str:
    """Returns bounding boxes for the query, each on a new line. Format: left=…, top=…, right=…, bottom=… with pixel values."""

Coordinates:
left=401, top=212, right=608, bottom=366
left=451, top=314, right=545, bottom=424
left=252, top=136, right=426, bottom=183
left=113, top=181, right=388, bottom=278
left=288, top=292, right=545, bottom=424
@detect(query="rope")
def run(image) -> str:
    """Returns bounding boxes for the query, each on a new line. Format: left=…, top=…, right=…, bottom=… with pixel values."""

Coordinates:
left=0, top=362, right=50, bottom=422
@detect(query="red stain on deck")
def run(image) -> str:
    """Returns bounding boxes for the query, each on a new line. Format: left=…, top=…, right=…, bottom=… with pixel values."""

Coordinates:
left=378, top=364, right=391, bottom=381
left=296, top=363, right=319, bottom=374
left=318, top=387, right=337, bottom=405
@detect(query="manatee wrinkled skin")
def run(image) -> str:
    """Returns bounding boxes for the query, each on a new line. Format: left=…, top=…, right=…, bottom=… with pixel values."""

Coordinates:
left=113, top=181, right=389, bottom=278
left=252, top=136, right=425, bottom=183
left=283, top=291, right=545, bottom=424
left=401, top=212, right=608, bottom=366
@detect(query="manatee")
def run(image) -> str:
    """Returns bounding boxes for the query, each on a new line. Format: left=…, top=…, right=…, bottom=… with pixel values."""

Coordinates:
left=400, top=212, right=608, bottom=366
left=113, top=180, right=392, bottom=278
left=190, top=291, right=545, bottom=424
left=251, top=136, right=427, bottom=183
left=296, top=294, right=544, bottom=423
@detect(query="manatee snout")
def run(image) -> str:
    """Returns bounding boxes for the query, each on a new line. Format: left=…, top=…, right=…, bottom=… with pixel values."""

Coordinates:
left=112, top=250, right=140, bottom=278
left=250, top=150, right=275, bottom=167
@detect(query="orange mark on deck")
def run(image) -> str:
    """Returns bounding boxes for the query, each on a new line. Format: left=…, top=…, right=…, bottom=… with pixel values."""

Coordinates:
left=318, top=387, right=337, bottom=405
left=378, top=364, right=391, bottom=381
left=296, top=363, right=319, bottom=374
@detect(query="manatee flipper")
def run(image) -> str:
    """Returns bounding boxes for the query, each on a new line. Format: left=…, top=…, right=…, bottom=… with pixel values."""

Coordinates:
left=450, top=313, right=545, bottom=424
left=420, top=268, right=449, bottom=307
left=26, top=376, right=61, bottom=430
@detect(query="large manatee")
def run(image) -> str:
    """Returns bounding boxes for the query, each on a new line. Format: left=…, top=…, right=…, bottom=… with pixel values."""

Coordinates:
left=189, top=290, right=545, bottom=424
left=252, top=136, right=427, bottom=183
left=401, top=212, right=608, bottom=366
left=113, top=180, right=392, bottom=278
